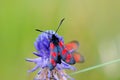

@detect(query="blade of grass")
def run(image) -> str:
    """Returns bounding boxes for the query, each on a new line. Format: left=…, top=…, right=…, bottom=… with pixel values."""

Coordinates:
left=70, top=58, right=120, bottom=75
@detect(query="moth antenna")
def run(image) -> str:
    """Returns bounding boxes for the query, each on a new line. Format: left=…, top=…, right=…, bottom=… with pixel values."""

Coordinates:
left=55, top=18, right=65, bottom=34
left=35, top=29, right=52, bottom=35
left=35, top=29, right=45, bottom=32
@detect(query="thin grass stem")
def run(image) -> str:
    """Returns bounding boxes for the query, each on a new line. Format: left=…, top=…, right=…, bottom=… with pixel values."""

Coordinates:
left=70, top=58, right=120, bottom=75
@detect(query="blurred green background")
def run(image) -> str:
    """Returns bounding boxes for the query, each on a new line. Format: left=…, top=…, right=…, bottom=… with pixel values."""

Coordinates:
left=0, top=0, right=120, bottom=80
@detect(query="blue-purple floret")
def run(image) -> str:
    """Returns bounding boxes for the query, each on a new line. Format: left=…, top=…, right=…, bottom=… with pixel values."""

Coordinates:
left=26, top=30, right=76, bottom=80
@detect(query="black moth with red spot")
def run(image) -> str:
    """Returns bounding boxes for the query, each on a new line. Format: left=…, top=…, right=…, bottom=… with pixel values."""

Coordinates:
left=36, top=18, right=84, bottom=71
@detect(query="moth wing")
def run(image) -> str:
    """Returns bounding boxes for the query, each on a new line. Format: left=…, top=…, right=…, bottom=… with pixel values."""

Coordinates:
left=58, top=41, right=75, bottom=64
left=48, top=42, right=57, bottom=71
left=73, top=52, right=85, bottom=63
left=65, top=41, right=79, bottom=52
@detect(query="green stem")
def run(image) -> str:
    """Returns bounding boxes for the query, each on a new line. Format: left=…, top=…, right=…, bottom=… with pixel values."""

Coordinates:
left=70, top=58, right=120, bottom=75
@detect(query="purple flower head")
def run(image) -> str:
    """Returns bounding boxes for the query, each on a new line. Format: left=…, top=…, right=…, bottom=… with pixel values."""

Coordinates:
left=26, top=30, right=76, bottom=80
left=34, top=30, right=63, bottom=58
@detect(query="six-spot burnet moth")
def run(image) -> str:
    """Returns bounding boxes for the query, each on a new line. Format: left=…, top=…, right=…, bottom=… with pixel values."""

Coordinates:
left=36, top=18, right=84, bottom=71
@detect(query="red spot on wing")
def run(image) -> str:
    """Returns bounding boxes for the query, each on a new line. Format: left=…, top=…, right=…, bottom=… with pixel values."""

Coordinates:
left=50, top=59, right=56, bottom=66
left=50, top=43, right=55, bottom=49
left=59, top=41, right=68, bottom=55
left=62, top=49, right=67, bottom=55
left=59, top=41, right=63, bottom=48
left=51, top=52, right=57, bottom=57
left=66, top=54, right=71, bottom=63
